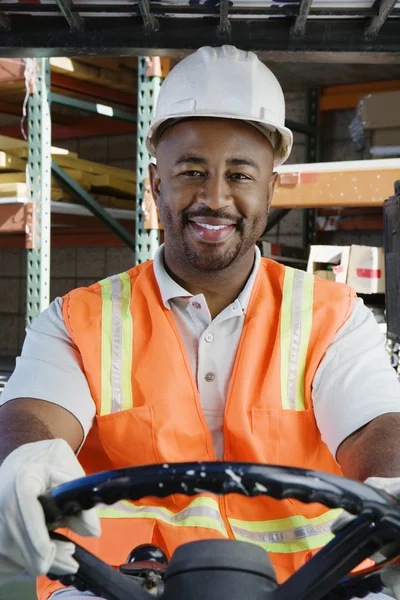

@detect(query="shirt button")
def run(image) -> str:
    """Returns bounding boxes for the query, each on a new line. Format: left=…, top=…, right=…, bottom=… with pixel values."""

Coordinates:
left=204, top=372, right=215, bottom=382
left=192, top=302, right=201, bottom=309
left=204, top=333, right=214, bottom=343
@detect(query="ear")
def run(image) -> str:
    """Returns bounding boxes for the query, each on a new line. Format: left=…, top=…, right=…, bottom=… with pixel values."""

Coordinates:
left=267, top=172, right=279, bottom=212
left=148, top=162, right=161, bottom=209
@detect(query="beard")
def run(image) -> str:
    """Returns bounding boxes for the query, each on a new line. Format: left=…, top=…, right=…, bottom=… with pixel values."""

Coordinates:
left=180, top=232, right=243, bottom=271
left=158, top=200, right=267, bottom=273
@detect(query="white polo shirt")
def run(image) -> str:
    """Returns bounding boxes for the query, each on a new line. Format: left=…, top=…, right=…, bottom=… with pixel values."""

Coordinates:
left=2, top=245, right=400, bottom=459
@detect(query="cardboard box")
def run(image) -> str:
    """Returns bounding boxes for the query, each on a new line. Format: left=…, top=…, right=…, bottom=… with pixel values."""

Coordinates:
left=347, top=245, right=385, bottom=294
left=357, top=91, right=400, bottom=130
left=307, top=246, right=350, bottom=284
left=372, top=128, right=400, bottom=147
left=308, top=245, right=386, bottom=294
left=314, top=270, right=336, bottom=281
left=370, top=128, right=400, bottom=158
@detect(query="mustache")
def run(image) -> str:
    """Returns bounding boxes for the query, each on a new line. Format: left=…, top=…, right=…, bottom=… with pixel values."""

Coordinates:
left=182, top=206, right=242, bottom=226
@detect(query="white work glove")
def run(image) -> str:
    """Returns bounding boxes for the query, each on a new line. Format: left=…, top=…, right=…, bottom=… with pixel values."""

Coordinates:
left=0, top=438, right=101, bottom=585
left=332, top=476, right=400, bottom=599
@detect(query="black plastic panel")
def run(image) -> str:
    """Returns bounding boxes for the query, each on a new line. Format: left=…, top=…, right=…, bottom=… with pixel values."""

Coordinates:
left=384, top=185, right=400, bottom=342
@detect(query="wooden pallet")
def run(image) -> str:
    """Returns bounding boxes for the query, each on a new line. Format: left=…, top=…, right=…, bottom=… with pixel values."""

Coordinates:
left=7, top=147, right=136, bottom=183
left=0, top=152, right=26, bottom=172
left=0, top=182, right=64, bottom=202
left=0, top=182, right=27, bottom=198
left=0, top=182, right=134, bottom=209
left=0, top=135, right=78, bottom=158
left=0, top=172, right=27, bottom=184
left=49, top=58, right=136, bottom=93
left=0, top=149, right=136, bottom=209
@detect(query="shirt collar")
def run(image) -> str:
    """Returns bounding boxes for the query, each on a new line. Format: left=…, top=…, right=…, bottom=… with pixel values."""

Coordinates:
left=153, top=244, right=261, bottom=314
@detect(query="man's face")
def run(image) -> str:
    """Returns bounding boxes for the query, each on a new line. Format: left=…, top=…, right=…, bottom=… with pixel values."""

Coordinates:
left=149, top=118, right=277, bottom=272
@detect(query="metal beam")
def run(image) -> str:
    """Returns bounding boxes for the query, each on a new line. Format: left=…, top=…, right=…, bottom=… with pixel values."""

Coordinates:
left=365, top=0, right=397, bottom=37
left=50, top=93, right=136, bottom=123
left=217, top=0, right=231, bottom=37
left=54, top=0, right=84, bottom=32
left=285, top=119, right=316, bottom=136
left=3, top=4, right=400, bottom=18
left=51, top=73, right=137, bottom=108
left=0, top=115, right=136, bottom=141
left=26, top=58, right=52, bottom=325
left=135, top=57, right=161, bottom=264
left=1, top=18, right=400, bottom=57
left=51, top=161, right=135, bottom=250
left=292, top=0, right=313, bottom=37
left=302, top=88, right=320, bottom=247
left=137, top=0, right=159, bottom=33
left=264, top=209, right=291, bottom=234
left=0, top=14, right=10, bottom=31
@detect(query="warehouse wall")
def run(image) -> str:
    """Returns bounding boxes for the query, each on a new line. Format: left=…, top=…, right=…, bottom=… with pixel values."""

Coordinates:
left=0, top=246, right=135, bottom=358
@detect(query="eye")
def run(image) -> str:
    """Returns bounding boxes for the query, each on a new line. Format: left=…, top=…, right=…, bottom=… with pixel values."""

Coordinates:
left=180, top=170, right=206, bottom=178
left=229, top=173, right=252, bottom=181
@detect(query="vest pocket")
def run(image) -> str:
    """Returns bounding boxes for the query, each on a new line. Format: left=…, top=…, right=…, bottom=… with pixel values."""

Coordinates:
left=251, top=407, right=322, bottom=468
left=95, top=399, right=212, bottom=470
left=96, top=405, right=157, bottom=467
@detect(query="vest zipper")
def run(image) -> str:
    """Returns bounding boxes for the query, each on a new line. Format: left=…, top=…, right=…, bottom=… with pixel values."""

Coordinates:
left=219, top=496, right=235, bottom=539
left=165, top=311, right=216, bottom=460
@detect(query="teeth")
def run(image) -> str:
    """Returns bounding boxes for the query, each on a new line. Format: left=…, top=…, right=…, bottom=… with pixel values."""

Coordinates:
left=196, top=223, right=228, bottom=230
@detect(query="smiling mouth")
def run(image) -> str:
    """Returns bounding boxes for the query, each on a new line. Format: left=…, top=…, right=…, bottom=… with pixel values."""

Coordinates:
left=188, top=221, right=237, bottom=243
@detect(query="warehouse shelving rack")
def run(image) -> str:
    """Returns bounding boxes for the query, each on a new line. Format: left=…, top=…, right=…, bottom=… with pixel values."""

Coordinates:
left=0, top=0, right=398, bottom=330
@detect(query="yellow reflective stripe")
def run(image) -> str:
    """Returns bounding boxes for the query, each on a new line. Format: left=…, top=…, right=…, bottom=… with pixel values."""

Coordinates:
left=232, top=530, right=332, bottom=554
left=295, top=272, right=314, bottom=411
left=280, top=267, right=294, bottom=410
left=230, top=508, right=342, bottom=533
left=229, top=508, right=342, bottom=554
left=99, top=277, right=113, bottom=416
left=280, top=268, right=315, bottom=411
left=118, top=272, right=133, bottom=411
left=98, top=272, right=133, bottom=415
left=97, top=497, right=228, bottom=537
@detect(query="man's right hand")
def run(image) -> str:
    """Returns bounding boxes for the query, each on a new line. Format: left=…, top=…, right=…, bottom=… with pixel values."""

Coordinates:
left=0, top=438, right=101, bottom=584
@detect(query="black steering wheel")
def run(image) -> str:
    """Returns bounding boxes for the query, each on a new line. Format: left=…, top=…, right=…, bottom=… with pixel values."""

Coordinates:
left=39, top=462, right=400, bottom=600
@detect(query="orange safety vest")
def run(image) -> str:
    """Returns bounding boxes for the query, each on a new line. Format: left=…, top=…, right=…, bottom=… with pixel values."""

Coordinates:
left=38, top=257, right=355, bottom=600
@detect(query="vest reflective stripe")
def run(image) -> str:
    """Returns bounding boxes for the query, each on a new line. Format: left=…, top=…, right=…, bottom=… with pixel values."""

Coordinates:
left=280, top=268, right=315, bottom=411
left=229, top=508, right=342, bottom=554
left=99, top=272, right=133, bottom=415
left=97, top=497, right=229, bottom=537
left=119, top=272, right=133, bottom=411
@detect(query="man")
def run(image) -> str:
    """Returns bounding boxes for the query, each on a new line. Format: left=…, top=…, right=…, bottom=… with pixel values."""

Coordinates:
left=1, top=45, right=400, bottom=600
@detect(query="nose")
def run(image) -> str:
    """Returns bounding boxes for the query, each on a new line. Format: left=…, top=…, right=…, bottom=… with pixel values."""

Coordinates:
left=198, top=174, right=232, bottom=210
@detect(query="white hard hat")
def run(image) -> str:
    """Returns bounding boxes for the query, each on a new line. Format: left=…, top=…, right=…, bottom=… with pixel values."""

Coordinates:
left=146, top=45, right=293, bottom=167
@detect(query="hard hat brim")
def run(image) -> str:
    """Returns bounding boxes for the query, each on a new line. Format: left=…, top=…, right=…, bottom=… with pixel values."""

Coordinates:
left=146, top=114, right=293, bottom=168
